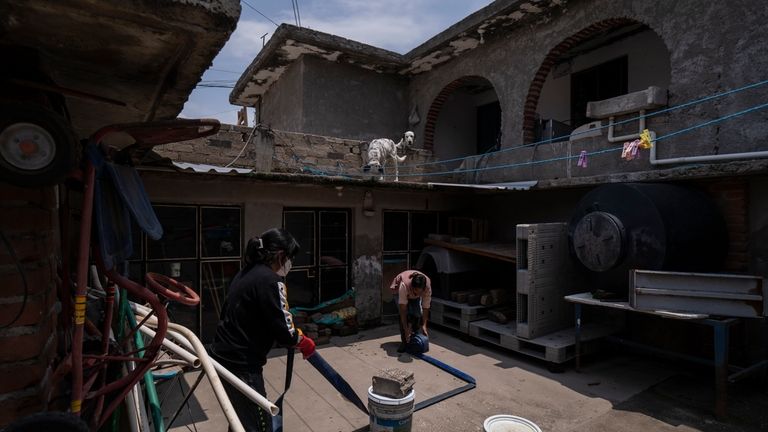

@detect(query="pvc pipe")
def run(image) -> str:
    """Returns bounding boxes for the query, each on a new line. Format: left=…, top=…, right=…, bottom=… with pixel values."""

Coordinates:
left=138, top=326, right=201, bottom=369
left=140, top=316, right=245, bottom=432
left=649, top=130, right=768, bottom=165
left=126, top=303, right=165, bottom=432
left=607, top=111, right=646, bottom=142
left=132, top=304, right=278, bottom=416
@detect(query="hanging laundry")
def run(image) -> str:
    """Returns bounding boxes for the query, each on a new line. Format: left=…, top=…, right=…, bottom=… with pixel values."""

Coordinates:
left=639, top=129, right=653, bottom=149
left=577, top=150, right=588, bottom=167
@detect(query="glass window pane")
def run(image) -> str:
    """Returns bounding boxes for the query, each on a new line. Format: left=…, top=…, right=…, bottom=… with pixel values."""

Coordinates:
left=200, top=261, right=240, bottom=343
left=284, top=211, right=315, bottom=267
left=148, top=261, right=199, bottom=335
left=320, top=211, right=347, bottom=266
left=147, top=206, right=197, bottom=260
left=382, top=254, right=408, bottom=316
left=383, top=211, right=408, bottom=251
left=286, top=269, right=316, bottom=308
left=201, top=207, right=241, bottom=258
left=410, top=212, right=438, bottom=251
left=319, top=267, right=347, bottom=303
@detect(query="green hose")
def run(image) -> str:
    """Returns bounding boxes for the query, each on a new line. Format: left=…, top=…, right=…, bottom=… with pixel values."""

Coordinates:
left=124, top=294, right=165, bottom=432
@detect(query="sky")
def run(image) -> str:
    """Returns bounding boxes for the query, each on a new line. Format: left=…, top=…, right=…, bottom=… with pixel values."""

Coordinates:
left=179, top=0, right=494, bottom=124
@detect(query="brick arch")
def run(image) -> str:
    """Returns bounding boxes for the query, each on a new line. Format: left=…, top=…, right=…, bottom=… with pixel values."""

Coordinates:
left=422, top=75, right=496, bottom=152
left=522, top=17, right=643, bottom=143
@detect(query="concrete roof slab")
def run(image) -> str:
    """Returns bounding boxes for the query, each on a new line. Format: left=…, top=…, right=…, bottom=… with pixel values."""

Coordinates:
left=1, top=0, right=240, bottom=138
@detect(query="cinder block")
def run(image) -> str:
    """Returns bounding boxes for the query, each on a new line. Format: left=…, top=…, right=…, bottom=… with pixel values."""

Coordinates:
left=372, top=368, right=414, bottom=399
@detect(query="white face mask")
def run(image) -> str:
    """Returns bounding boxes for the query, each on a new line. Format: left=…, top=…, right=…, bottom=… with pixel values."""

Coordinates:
left=277, top=259, right=292, bottom=277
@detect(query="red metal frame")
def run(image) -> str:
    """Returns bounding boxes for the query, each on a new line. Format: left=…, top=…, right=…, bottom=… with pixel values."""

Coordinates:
left=60, top=119, right=216, bottom=430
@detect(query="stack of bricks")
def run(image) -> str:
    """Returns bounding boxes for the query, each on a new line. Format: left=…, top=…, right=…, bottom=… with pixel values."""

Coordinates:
left=0, top=184, right=60, bottom=427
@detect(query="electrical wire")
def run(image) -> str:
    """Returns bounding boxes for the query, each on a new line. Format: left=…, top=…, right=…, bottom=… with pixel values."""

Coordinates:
left=224, top=122, right=259, bottom=167
left=209, top=68, right=242, bottom=75
left=241, top=0, right=280, bottom=27
left=0, top=229, right=28, bottom=329
left=290, top=0, right=299, bottom=26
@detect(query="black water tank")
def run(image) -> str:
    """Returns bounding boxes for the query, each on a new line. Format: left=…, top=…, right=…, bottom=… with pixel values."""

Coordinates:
left=569, top=183, right=727, bottom=297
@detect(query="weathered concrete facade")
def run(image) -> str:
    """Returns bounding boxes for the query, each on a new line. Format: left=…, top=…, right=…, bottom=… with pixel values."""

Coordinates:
left=224, top=0, right=768, bottom=284
left=231, top=0, right=768, bottom=185
left=139, top=170, right=465, bottom=324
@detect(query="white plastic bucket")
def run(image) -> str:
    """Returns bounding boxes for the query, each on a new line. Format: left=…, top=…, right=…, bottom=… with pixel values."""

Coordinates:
left=368, top=386, right=415, bottom=432
left=483, top=414, right=542, bottom=432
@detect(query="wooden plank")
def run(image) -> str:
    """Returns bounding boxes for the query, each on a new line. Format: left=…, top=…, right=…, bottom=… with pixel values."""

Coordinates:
left=424, top=239, right=516, bottom=263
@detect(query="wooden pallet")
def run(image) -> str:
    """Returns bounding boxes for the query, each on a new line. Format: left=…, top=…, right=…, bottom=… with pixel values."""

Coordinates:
left=429, top=298, right=488, bottom=334
left=468, top=319, right=617, bottom=363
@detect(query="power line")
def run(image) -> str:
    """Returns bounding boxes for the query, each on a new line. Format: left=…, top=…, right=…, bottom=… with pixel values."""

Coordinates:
left=196, top=108, right=241, bottom=118
left=209, top=68, right=242, bottom=74
left=242, top=0, right=280, bottom=27
left=290, top=0, right=298, bottom=26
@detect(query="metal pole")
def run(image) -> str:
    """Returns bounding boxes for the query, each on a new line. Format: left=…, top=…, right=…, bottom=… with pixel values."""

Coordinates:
left=712, top=320, right=729, bottom=419
left=166, top=371, right=206, bottom=430
left=575, top=303, right=582, bottom=371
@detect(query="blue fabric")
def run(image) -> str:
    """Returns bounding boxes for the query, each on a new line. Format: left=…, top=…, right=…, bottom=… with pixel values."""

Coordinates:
left=307, top=352, right=369, bottom=415
left=93, top=166, right=133, bottom=271
left=407, top=334, right=430, bottom=354
left=103, top=163, right=163, bottom=240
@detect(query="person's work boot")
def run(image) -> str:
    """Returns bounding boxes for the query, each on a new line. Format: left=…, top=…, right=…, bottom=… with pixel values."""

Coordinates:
left=397, top=342, right=407, bottom=353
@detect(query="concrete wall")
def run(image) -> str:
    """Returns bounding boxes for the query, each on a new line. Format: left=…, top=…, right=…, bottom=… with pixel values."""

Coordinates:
left=537, top=28, right=672, bottom=125
left=140, top=171, right=463, bottom=324
left=154, top=124, right=260, bottom=169
left=260, top=59, right=304, bottom=132
left=433, top=90, right=478, bottom=161
left=409, top=0, right=768, bottom=184
left=300, top=56, right=409, bottom=142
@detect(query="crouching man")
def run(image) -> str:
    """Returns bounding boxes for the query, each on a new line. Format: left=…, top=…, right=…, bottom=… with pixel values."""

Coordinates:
left=390, top=270, right=432, bottom=353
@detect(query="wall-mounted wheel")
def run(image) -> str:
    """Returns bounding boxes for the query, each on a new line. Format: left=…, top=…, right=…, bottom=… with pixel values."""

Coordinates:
left=0, top=103, right=78, bottom=187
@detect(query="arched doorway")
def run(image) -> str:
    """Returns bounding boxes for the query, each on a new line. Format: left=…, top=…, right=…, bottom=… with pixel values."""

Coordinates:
left=423, top=76, right=501, bottom=165
left=523, top=18, right=671, bottom=143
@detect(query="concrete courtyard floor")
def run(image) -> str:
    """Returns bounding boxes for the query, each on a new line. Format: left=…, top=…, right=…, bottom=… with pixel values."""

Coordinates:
left=162, top=324, right=768, bottom=432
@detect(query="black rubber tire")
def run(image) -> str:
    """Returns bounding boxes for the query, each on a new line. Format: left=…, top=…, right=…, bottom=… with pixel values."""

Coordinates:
left=0, top=103, right=79, bottom=187
left=3, top=411, right=89, bottom=432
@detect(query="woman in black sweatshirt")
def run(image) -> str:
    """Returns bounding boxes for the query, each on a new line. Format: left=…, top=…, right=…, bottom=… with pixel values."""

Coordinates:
left=210, top=228, right=315, bottom=432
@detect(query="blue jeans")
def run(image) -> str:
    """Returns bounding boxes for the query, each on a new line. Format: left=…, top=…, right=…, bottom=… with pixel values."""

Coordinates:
left=222, top=369, right=272, bottom=432
left=393, top=296, right=423, bottom=344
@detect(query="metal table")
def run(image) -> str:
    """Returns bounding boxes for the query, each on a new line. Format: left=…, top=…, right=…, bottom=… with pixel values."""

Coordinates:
left=564, top=292, right=767, bottom=418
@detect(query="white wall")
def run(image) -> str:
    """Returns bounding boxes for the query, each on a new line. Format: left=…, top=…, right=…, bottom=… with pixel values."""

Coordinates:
left=537, top=29, right=672, bottom=126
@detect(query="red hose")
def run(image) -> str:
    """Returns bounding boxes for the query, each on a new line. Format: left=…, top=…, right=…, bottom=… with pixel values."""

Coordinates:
left=145, top=272, right=200, bottom=306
